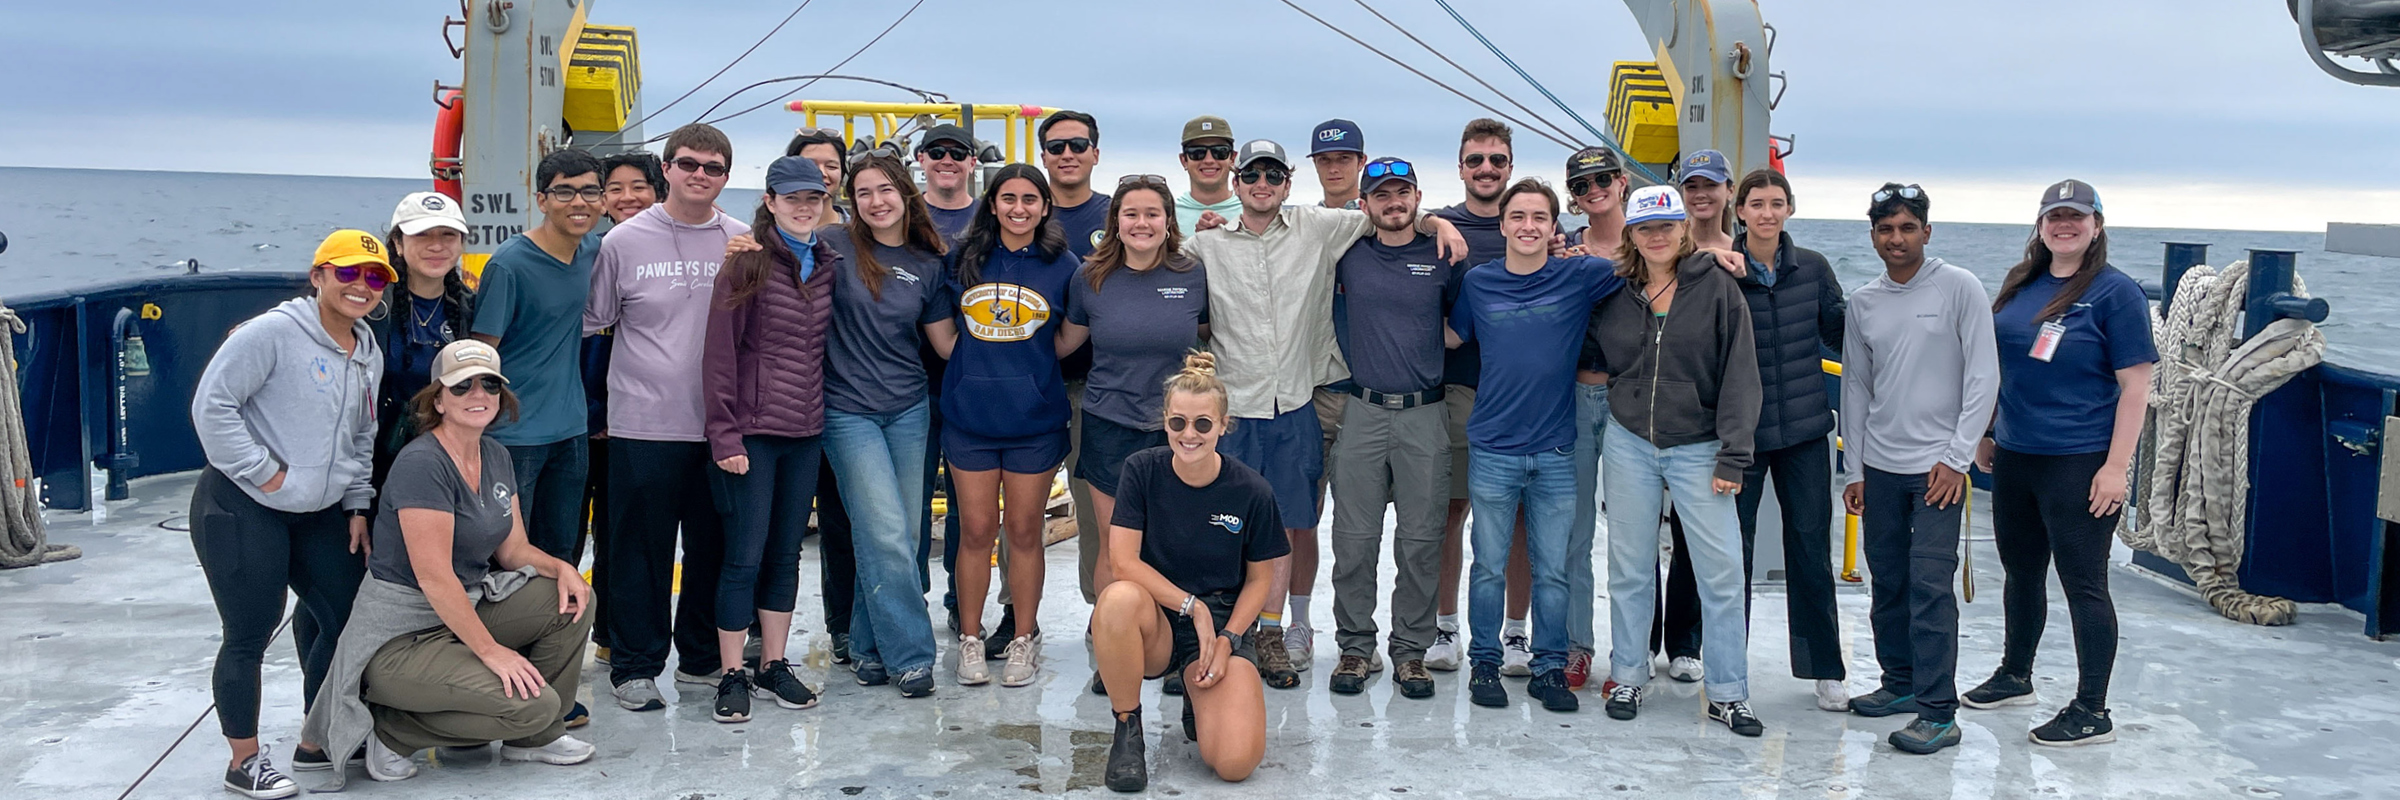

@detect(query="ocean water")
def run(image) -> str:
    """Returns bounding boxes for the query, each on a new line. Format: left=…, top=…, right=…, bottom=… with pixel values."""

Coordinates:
left=4, top=166, right=2394, bottom=369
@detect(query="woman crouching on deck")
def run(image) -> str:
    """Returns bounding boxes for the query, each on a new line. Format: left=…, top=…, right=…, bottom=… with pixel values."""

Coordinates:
left=1093, top=352, right=1283, bottom=793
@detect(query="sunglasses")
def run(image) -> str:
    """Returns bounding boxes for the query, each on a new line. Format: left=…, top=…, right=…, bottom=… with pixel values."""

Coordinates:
left=446, top=375, right=505, bottom=396
left=324, top=264, right=393, bottom=291
left=1872, top=184, right=1925, bottom=203
left=669, top=157, right=730, bottom=177
left=1236, top=168, right=1289, bottom=186
left=919, top=144, right=974, bottom=162
left=541, top=185, right=606, bottom=203
left=1165, top=414, right=1217, bottom=434
left=1117, top=174, right=1171, bottom=190
left=1364, top=160, right=1413, bottom=180
left=1462, top=153, right=1511, bottom=169
left=1042, top=137, right=1093, bottom=155
left=1183, top=144, right=1235, bottom=161
left=1568, top=173, right=1617, bottom=197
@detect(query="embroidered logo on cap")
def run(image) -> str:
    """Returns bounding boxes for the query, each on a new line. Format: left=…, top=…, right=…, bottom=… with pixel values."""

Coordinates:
left=1317, top=129, right=1347, bottom=142
left=422, top=195, right=447, bottom=211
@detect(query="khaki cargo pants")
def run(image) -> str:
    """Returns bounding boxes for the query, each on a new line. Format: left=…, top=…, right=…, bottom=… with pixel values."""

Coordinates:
left=364, top=576, right=593, bottom=752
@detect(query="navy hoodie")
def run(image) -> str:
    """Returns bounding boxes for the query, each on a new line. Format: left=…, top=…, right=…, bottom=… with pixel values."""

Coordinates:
left=941, top=243, right=1080, bottom=439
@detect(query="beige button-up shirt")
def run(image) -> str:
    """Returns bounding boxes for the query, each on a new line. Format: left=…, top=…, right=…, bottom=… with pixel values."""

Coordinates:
left=1185, top=205, right=1373, bottom=420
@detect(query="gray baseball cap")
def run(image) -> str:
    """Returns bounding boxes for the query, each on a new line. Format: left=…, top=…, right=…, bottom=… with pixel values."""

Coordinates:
left=1234, top=139, right=1289, bottom=170
left=2037, top=179, right=2103, bottom=217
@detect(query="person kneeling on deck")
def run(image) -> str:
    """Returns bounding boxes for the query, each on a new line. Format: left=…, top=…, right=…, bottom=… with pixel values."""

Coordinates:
left=301, top=340, right=596, bottom=786
left=1095, top=353, right=1283, bottom=792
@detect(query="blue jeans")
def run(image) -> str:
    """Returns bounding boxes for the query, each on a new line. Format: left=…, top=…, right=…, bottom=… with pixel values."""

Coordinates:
left=1568, top=382, right=1610, bottom=653
left=824, top=401, right=937, bottom=674
left=1602, top=418, right=1749, bottom=702
left=1466, top=445, right=1575, bottom=674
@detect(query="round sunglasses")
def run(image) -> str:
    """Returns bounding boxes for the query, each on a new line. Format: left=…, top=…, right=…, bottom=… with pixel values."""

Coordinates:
left=322, top=264, right=394, bottom=291
left=1165, top=414, right=1217, bottom=434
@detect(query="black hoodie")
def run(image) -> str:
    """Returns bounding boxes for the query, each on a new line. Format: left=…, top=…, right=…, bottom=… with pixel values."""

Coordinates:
left=1586, top=251, right=1762, bottom=482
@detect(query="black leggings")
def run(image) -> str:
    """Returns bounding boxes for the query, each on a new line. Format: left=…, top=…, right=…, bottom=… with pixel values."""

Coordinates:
left=1990, top=447, right=2119, bottom=708
left=714, top=434, right=824, bottom=631
left=189, top=468, right=365, bottom=739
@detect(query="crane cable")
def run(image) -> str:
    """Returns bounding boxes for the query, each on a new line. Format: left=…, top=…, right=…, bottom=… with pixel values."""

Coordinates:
left=592, top=0, right=820, bottom=147
left=1273, top=0, right=1582, bottom=152
left=1342, top=0, right=1584, bottom=150
left=1430, top=0, right=1667, bottom=186
left=697, top=0, right=930, bottom=128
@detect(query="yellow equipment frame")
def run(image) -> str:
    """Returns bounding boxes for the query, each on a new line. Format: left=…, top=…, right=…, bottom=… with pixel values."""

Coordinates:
left=785, top=100, right=1064, bottom=164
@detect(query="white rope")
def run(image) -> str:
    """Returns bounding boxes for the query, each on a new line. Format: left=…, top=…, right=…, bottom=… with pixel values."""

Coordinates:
left=0, top=300, right=79, bottom=568
left=2125, top=261, right=2320, bottom=625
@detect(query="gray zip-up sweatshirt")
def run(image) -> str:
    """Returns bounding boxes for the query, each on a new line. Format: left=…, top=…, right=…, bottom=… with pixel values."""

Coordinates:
left=1587, top=251, right=1762, bottom=483
left=191, top=297, right=382, bottom=513
left=1839, top=257, right=1999, bottom=486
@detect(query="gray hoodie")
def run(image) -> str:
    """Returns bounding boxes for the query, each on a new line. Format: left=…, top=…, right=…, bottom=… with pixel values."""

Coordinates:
left=190, top=297, right=382, bottom=513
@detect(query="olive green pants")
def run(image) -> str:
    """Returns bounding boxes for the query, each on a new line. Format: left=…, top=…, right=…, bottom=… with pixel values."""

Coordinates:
left=365, top=576, right=592, bottom=753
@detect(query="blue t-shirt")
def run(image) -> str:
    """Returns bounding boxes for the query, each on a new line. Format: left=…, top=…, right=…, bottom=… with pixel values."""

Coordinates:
left=1450, top=255, right=1624, bottom=455
left=1433, top=205, right=1504, bottom=389
left=1992, top=266, right=2157, bottom=455
left=930, top=201, right=979, bottom=245
left=1068, top=258, right=1210, bottom=430
left=941, top=244, right=1081, bottom=440
left=471, top=232, right=597, bottom=446
left=1054, top=193, right=1112, bottom=258
left=1334, top=233, right=1460, bottom=394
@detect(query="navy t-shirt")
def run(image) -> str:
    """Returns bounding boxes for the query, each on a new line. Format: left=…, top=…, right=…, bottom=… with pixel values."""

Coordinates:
left=1433, top=205, right=1504, bottom=388
left=1068, top=258, right=1210, bottom=430
left=1992, top=266, right=2157, bottom=455
left=930, top=201, right=979, bottom=245
left=471, top=232, right=596, bottom=446
left=1334, top=233, right=1460, bottom=394
left=1111, top=447, right=1291, bottom=597
left=1054, top=193, right=1112, bottom=258
left=1451, top=255, right=1624, bottom=454
left=385, top=294, right=454, bottom=412
left=823, top=225, right=955, bottom=415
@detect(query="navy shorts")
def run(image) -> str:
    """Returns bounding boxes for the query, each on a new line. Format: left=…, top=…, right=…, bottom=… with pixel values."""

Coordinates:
left=943, top=423, right=1069, bottom=475
left=1074, top=414, right=1167, bottom=496
left=1216, top=404, right=1324, bottom=529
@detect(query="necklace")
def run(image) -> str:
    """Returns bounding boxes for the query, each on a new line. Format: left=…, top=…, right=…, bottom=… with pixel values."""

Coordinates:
left=1643, top=278, right=1678, bottom=308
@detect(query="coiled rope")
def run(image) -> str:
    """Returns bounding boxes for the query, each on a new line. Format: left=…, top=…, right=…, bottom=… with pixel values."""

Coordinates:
left=2125, top=261, right=2321, bottom=625
left=0, top=301, right=79, bottom=568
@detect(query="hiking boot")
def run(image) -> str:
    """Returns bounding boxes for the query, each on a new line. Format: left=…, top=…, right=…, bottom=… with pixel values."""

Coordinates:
left=1963, top=670, right=2038, bottom=709
left=1565, top=648, right=1593, bottom=691
left=1469, top=662, right=1509, bottom=708
left=1001, top=632, right=1043, bottom=687
left=500, top=734, right=595, bottom=765
left=1104, top=709, right=1148, bottom=793
left=1500, top=631, right=1533, bottom=677
left=1424, top=626, right=1462, bottom=671
left=957, top=636, right=991, bottom=685
left=1394, top=659, right=1435, bottom=699
left=1283, top=623, right=1316, bottom=672
left=1709, top=700, right=1764, bottom=737
left=1251, top=626, right=1299, bottom=689
left=1666, top=656, right=1704, bottom=682
left=1329, top=654, right=1371, bottom=695
left=592, top=645, right=611, bottom=665
left=854, top=661, right=890, bottom=686
left=713, top=669, right=753, bottom=723
left=2030, top=701, right=2116, bottom=747
left=1890, top=717, right=1963, bottom=754
left=1850, top=687, right=1923, bottom=718
left=897, top=666, right=936, bottom=698
left=985, top=608, right=1017, bottom=660
left=754, top=659, right=820, bottom=709
left=1816, top=679, right=1852, bottom=712
left=224, top=747, right=302, bottom=797
left=1604, top=682, right=1644, bottom=721
left=613, top=678, right=665, bottom=711
left=1530, top=669, right=1579, bottom=713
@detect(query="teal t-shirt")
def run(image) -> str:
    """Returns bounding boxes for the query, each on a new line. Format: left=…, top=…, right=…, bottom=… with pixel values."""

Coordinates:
left=471, top=232, right=598, bottom=446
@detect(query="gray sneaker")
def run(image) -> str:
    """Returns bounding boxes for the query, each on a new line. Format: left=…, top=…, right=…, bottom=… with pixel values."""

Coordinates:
left=613, top=678, right=666, bottom=711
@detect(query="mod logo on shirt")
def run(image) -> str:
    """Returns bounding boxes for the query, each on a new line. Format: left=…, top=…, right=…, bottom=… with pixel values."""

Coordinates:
left=959, top=283, right=1053, bottom=342
left=1208, top=513, right=1244, bottom=535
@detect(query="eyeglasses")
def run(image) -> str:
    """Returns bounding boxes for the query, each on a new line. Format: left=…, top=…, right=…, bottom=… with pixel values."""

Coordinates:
left=446, top=375, right=505, bottom=396
left=1183, top=144, right=1235, bottom=162
left=919, top=144, right=974, bottom=162
left=1364, top=160, right=1413, bottom=180
left=542, top=185, right=606, bottom=203
left=324, top=264, right=393, bottom=291
left=1871, top=184, right=1925, bottom=203
left=1567, top=173, right=1616, bottom=198
left=1236, top=168, right=1289, bottom=186
left=1462, top=153, right=1511, bottom=169
left=669, top=157, right=730, bottom=177
left=1042, top=137, right=1093, bottom=155
left=1165, top=414, right=1216, bottom=434
left=1117, top=174, right=1171, bottom=190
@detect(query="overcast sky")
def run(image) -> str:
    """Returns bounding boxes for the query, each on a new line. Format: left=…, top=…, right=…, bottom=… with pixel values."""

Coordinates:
left=4, top=0, right=2394, bottom=231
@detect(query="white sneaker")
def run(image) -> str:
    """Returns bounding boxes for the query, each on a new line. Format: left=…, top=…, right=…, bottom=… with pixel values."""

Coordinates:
left=1815, top=679, right=1851, bottom=712
left=1500, top=631, right=1534, bottom=677
left=363, top=734, right=417, bottom=782
left=1283, top=623, right=1315, bottom=673
left=1667, top=656, right=1704, bottom=683
left=1424, top=627, right=1462, bottom=672
left=613, top=678, right=665, bottom=711
left=1000, top=632, right=1042, bottom=687
left=501, top=734, right=595, bottom=765
left=957, top=635, right=992, bottom=685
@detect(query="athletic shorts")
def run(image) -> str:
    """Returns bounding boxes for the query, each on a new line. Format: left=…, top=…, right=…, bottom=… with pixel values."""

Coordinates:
left=943, top=423, right=1069, bottom=475
left=1073, top=413, right=1165, bottom=496
left=1216, top=404, right=1325, bottom=530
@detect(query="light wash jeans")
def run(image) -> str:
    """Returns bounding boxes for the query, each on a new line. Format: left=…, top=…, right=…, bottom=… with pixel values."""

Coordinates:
left=823, top=400, right=937, bottom=674
left=1466, top=445, right=1576, bottom=674
left=1602, top=417, right=1749, bottom=702
left=1568, top=382, right=1610, bottom=653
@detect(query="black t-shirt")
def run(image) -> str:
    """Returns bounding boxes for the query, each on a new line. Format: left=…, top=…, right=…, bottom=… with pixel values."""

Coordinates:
left=1109, top=446, right=1289, bottom=597
left=369, top=434, right=519, bottom=590
left=1432, top=204, right=1503, bottom=388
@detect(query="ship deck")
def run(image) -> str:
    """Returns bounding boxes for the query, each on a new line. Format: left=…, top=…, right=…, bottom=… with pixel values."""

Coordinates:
left=4, top=471, right=2395, bottom=799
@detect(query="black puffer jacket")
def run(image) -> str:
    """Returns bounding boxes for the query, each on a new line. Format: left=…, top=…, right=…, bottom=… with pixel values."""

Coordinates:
left=1735, top=231, right=1845, bottom=453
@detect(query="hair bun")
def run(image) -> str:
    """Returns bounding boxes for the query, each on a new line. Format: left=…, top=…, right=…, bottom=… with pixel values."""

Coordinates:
left=1182, top=351, right=1217, bottom=376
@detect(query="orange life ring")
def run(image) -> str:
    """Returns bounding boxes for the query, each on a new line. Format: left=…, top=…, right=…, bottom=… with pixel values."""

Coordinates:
left=432, top=89, right=465, bottom=201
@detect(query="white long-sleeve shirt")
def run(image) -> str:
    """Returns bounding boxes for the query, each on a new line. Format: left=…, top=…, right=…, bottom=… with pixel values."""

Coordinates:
left=1840, top=258, right=2000, bottom=485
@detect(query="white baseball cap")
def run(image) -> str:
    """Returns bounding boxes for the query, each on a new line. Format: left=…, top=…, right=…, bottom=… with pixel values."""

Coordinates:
left=390, top=191, right=469, bottom=236
left=1624, top=185, right=1688, bottom=225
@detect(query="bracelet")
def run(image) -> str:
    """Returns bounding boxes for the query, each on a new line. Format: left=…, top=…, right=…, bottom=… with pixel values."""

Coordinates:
left=1218, top=629, right=1237, bottom=642
left=1179, top=594, right=1196, bottom=616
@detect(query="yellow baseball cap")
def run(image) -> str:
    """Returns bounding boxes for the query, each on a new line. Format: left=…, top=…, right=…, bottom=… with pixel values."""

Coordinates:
left=313, top=229, right=396, bottom=275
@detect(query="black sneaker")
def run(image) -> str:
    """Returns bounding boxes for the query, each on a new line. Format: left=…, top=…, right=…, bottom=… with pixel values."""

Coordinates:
left=1529, top=669, right=1578, bottom=713
left=1963, top=670, right=2038, bottom=709
left=2030, top=701, right=2115, bottom=747
left=754, top=660, right=820, bottom=709
left=1104, top=708, right=1148, bottom=793
left=985, top=607, right=1017, bottom=660
left=1393, top=659, right=1435, bottom=700
left=1469, top=662, right=1509, bottom=708
left=1604, top=682, right=1644, bottom=720
left=1709, top=700, right=1764, bottom=737
left=1329, top=654, right=1371, bottom=695
left=223, top=749, right=299, bottom=799
left=1163, top=669, right=1186, bottom=696
left=897, top=666, right=936, bottom=698
left=1890, top=717, right=1963, bottom=754
left=855, top=661, right=890, bottom=686
left=713, top=669, right=754, bottom=723
left=1182, top=697, right=1198, bottom=742
left=1849, top=688, right=1923, bottom=718
left=288, top=745, right=361, bottom=772
left=832, top=632, right=853, bottom=666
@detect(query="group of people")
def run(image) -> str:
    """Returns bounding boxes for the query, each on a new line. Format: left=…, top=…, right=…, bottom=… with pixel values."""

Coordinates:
left=185, top=107, right=2156, bottom=797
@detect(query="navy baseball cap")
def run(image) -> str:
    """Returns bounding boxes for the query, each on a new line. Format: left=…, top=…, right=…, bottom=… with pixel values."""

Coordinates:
left=765, top=156, right=828, bottom=196
left=1677, top=149, right=1732, bottom=185
left=1360, top=157, right=1416, bottom=192
left=1310, top=119, right=1364, bottom=156
left=2037, top=179, right=2103, bottom=217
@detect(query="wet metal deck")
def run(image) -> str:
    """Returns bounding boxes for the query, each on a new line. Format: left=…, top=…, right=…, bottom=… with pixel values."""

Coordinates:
left=5, top=472, right=2396, bottom=799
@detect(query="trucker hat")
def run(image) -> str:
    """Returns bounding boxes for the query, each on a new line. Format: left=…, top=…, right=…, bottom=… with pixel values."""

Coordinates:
left=1235, top=139, right=1290, bottom=170
left=1310, top=119, right=1364, bottom=156
left=390, top=191, right=468, bottom=237
left=1181, top=115, right=1234, bottom=145
left=2037, top=179, right=2103, bottom=217
left=1625, top=185, right=1688, bottom=225
left=432, top=339, right=508, bottom=388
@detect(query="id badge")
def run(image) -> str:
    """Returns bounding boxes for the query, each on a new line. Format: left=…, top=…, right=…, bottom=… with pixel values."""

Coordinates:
left=2029, top=320, right=2067, bottom=362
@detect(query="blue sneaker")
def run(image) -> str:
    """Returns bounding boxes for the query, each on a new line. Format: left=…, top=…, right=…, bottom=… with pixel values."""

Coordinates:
left=1890, top=717, right=1961, bottom=754
left=1850, top=688, right=1922, bottom=718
